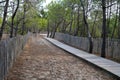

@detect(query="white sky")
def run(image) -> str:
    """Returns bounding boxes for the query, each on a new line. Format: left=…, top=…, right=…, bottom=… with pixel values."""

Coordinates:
left=42, top=0, right=52, bottom=7
left=45, top=0, right=52, bottom=4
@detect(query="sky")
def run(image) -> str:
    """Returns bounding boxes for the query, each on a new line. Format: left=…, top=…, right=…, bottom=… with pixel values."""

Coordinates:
left=42, top=0, right=52, bottom=7
left=45, top=0, right=52, bottom=5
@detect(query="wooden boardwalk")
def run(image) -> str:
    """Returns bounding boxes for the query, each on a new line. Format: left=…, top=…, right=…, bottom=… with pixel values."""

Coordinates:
left=45, top=37, right=120, bottom=79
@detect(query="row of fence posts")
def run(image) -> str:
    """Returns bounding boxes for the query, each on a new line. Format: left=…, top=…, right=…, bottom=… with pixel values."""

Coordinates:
left=0, top=32, right=31, bottom=80
left=55, top=32, right=120, bottom=60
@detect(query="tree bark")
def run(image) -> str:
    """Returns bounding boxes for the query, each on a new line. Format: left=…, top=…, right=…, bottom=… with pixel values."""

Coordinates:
left=47, top=20, right=50, bottom=37
left=118, top=4, right=120, bottom=39
left=101, top=0, right=106, bottom=58
left=80, top=0, right=93, bottom=53
left=106, top=0, right=112, bottom=37
left=21, top=2, right=26, bottom=35
left=10, top=0, right=19, bottom=38
left=69, top=5, right=74, bottom=34
left=91, top=11, right=98, bottom=37
left=52, top=21, right=62, bottom=38
left=61, top=19, right=65, bottom=33
left=111, top=4, right=118, bottom=38
left=74, top=6, right=80, bottom=36
left=0, top=0, right=9, bottom=40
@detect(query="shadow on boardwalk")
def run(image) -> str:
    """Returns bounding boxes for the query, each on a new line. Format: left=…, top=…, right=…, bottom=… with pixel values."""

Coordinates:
left=5, top=35, right=117, bottom=80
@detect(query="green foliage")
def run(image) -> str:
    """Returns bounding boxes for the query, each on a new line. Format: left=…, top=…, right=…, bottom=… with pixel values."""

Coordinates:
left=47, top=1, right=65, bottom=22
left=0, top=0, right=47, bottom=36
left=24, top=7, right=48, bottom=32
left=12, top=1, right=48, bottom=34
left=0, top=17, right=2, bottom=25
left=0, top=0, right=119, bottom=39
left=46, top=0, right=120, bottom=39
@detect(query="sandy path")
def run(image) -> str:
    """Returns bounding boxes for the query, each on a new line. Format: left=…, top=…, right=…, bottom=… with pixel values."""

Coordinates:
left=5, top=35, right=116, bottom=80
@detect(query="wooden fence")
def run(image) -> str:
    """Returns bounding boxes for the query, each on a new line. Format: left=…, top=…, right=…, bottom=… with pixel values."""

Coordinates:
left=0, top=32, right=31, bottom=80
left=55, top=33, right=120, bottom=60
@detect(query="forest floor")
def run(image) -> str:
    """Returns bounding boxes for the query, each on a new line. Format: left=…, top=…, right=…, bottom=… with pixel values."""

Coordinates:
left=5, top=35, right=117, bottom=80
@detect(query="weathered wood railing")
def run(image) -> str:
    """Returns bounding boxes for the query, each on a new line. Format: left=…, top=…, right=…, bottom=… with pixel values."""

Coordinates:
left=0, top=32, right=31, bottom=80
left=55, top=32, right=120, bottom=60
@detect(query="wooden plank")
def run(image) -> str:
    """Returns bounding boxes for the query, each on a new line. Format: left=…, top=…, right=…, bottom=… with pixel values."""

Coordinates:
left=45, top=37, right=120, bottom=78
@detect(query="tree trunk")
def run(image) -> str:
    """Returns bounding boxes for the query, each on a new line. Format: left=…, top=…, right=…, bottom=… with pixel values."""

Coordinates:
left=69, top=5, right=74, bottom=34
left=80, top=0, right=93, bottom=53
left=10, top=0, right=19, bottom=38
left=106, top=0, right=112, bottom=37
left=74, top=6, right=80, bottom=36
left=47, top=20, right=50, bottom=37
left=101, top=0, right=106, bottom=58
left=52, top=23, right=58, bottom=38
left=21, top=3, right=26, bottom=35
left=51, top=20, right=62, bottom=38
left=91, top=11, right=98, bottom=37
left=15, top=24, right=18, bottom=37
left=0, top=0, right=9, bottom=40
left=111, top=4, right=118, bottom=38
left=118, top=4, right=120, bottom=39
left=61, top=19, right=65, bottom=33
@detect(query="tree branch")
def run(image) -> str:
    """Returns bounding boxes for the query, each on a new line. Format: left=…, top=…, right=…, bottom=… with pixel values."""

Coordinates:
left=106, top=2, right=117, bottom=8
left=0, top=1, right=5, bottom=4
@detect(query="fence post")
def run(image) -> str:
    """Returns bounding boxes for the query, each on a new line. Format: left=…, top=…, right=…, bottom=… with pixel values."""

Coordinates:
left=0, top=33, right=31, bottom=80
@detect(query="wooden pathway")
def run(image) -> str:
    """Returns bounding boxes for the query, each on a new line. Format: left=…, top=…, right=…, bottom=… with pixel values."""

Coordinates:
left=45, top=37, right=120, bottom=79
